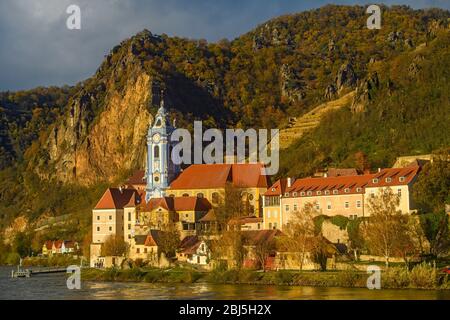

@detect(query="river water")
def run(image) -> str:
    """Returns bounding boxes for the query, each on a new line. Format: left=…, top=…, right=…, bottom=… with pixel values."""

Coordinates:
left=0, top=267, right=448, bottom=300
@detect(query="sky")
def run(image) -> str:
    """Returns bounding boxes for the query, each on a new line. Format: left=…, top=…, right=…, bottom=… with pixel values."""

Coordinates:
left=0, top=0, right=449, bottom=91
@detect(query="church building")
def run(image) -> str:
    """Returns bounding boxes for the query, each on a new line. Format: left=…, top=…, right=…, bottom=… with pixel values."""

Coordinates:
left=90, top=96, right=269, bottom=266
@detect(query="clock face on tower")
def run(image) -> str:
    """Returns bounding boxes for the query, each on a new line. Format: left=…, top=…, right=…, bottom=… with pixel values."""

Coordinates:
left=153, top=133, right=161, bottom=143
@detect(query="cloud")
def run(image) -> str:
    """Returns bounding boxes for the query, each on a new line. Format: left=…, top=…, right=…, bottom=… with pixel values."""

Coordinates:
left=0, top=0, right=448, bottom=91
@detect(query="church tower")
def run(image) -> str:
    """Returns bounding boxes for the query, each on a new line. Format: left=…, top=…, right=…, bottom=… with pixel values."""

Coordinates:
left=145, top=93, right=180, bottom=202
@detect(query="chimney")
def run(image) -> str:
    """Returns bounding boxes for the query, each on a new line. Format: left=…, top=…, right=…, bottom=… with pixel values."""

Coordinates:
left=119, top=186, right=123, bottom=193
left=287, top=177, right=292, bottom=188
left=378, top=168, right=381, bottom=173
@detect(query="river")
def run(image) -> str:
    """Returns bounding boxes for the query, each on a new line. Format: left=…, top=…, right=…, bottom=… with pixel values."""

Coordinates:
left=0, top=267, right=448, bottom=300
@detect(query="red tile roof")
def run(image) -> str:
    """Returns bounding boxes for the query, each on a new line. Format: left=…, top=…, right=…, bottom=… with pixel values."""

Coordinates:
left=142, top=196, right=212, bottom=212
left=64, top=241, right=77, bottom=249
left=44, top=240, right=53, bottom=250
left=169, top=163, right=268, bottom=190
left=366, top=166, right=420, bottom=188
left=135, top=230, right=165, bottom=247
left=277, top=166, right=420, bottom=197
left=124, top=191, right=144, bottom=208
left=94, top=188, right=139, bottom=210
left=180, top=236, right=199, bottom=249
left=241, top=230, right=282, bottom=246
left=126, top=170, right=146, bottom=185
left=264, top=178, right=288, bottom=196
left=286, top=174, right=373, bottom=196
left=53, top=240, right=64, bottom=249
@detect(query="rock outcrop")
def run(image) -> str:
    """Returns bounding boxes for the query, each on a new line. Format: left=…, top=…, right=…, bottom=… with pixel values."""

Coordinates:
left=351, top=72, right=379, bottom=113
left=280, top=64, right=306, bottom=103
left=336, top=62, right=357, bottom=93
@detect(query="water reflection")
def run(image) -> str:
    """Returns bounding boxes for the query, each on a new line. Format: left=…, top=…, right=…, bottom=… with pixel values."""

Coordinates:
left=0, top=267, right=448, bottom=300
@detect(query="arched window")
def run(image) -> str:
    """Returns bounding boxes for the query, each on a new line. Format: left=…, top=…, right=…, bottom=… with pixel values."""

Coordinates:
left=155, top=119, right=162, bottom=127
left=182, top=193, right=189, bottom=197
left=154, top=145, right=160, bottom=158
left=197, top=193, right=204, bottom=199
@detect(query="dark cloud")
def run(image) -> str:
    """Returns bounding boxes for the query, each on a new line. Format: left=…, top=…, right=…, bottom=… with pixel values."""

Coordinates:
left=0, top=0, right=448, bottom=91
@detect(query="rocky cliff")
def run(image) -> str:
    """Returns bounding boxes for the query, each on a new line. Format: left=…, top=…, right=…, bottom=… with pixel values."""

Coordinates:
left=4, top=5, right=448, bottom=186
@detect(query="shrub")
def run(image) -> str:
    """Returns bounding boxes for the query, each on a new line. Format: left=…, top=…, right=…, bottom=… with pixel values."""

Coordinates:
left=274, top=270, right=294, bottom=285
left=382, top=268, right=410, bottom=289
left=337, top=268, right=360, bottom=287
left=144, top=270, right=164, bottom=283
left=409, top=263, right=437, bottom=289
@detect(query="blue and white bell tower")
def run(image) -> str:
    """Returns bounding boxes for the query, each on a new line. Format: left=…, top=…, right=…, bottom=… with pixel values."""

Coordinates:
left=145, top=94, right=180, bottom=202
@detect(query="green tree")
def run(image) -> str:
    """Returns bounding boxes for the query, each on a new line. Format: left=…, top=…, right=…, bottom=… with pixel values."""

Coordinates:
left=413, top=150, right=450, bottom=213
left=13, top=232, right=32, bottom=258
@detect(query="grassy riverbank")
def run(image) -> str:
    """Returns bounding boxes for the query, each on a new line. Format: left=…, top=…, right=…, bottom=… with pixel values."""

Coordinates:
left=81, top=264, right=450, bottom=290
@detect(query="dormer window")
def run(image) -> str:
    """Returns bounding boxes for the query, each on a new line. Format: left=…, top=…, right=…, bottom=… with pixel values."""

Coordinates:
left=344, top=188, right=350, bottom=193
left=399, top=177, right=405, bottom=182
left=271, top=188, right=276, bottom=192
left=386, top=177, right=392, bottom=183
left=301, top=192, right=306, bottom=196
left=325, top=190, right=330, bottom=195
left=285, top=192, right=289, bottom=197
left=356, top=187, right=362, bottom=193
left=317, top=191, right=322, bottom=196
left=293, top=192, right=298, bottom=197
left=307, top=191, right=312, bottom=196
left=333, top=190, right=339, bottom=195
left=372, top=178, right=379, bottom=184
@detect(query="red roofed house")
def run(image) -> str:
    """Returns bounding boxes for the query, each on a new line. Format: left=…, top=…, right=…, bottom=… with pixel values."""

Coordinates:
left=264, top=167, right=421, bottom=230
left=167, top=163, right=269, bottom=217
left=139, top=196, right=212, bottom=239
left=177, top=236, right=210, bottom=266
left=90, top=187, right=141, bottom=267
left=42, top=240, right=79, bottom=256
left=125, top=170, right=147, bottom=191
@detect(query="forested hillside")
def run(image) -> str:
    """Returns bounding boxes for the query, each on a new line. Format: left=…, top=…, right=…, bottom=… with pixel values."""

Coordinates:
left=0, top=5, right=449, bottom=249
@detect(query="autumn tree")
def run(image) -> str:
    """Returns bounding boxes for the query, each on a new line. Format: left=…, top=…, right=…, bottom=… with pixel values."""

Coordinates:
left=158, top=223, right=181, bottom=259
left=363, top=187, right=413, bottom=267
left=310, top=235, right=333, bottom=271
left=278, top=202, right=317, bottom=270
left=215, top=183, right=250, bottom=226
left=354, top=151, right=370, bottom=173
left=82, top=229, right=92, bottom=259
left=253, top=236, right=276, bottom=272
left=101, top=235, right=129, bottom=257
left=211, top=230, right=246, bottom=270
